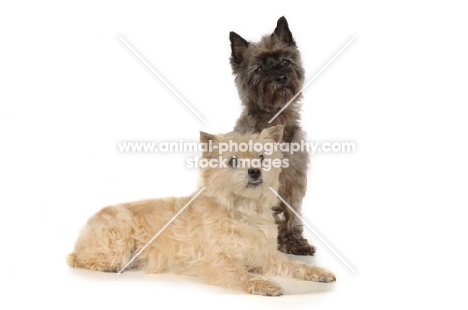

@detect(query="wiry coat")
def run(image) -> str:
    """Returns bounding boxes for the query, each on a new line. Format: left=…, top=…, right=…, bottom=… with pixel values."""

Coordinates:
left=230, top=16, right=315, bottom=255
left=67, top=127, right=335, bottom=296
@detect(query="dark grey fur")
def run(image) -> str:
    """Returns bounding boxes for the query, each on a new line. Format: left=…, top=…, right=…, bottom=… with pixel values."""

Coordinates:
left=230, top=17, right=315, bottom=255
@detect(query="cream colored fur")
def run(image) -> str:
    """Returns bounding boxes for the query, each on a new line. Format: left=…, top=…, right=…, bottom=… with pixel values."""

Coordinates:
left=67, top=126, right=335, bottom=296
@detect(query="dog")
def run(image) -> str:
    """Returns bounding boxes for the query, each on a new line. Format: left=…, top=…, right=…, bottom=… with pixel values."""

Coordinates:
left=230, top=16, right=316, bottom=255
left=67, top=126, right=335, bottom=296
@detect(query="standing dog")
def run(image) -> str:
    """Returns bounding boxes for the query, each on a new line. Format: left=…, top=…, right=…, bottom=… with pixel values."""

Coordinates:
left=67, top=126, right=335, bottom=296
left=230, top=17, right=315, bottom=255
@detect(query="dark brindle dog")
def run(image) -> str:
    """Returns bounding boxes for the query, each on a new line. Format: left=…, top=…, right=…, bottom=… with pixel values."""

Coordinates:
left=230, top=16, right=315, bottom=255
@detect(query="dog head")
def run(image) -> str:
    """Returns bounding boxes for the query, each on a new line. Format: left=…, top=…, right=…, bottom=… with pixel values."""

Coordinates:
left=199, top=126, right=286, bottom=203
left=229, top=17, right=305, bottom=112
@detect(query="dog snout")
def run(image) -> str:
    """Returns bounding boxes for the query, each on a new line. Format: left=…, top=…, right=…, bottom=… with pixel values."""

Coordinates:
left=248, top=168, right=261, bottom=179
left=276, top=75, right=287, bottom=84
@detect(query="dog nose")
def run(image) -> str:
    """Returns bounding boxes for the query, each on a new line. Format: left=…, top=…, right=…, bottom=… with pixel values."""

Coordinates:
left=248, top=168, right=261, bottom=179
left=276, top=75, right=287, bottom=84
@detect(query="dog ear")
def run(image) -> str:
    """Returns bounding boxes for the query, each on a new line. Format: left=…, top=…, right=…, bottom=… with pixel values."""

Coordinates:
left=230, top=31, right=249, bottom=69
left=200, top=131, right=217, bottom=157
left=273, top=16, right=295, bottom=46
left=200, top=131, right=216, bottom=145
left=260, top=125, right=284, bottom=144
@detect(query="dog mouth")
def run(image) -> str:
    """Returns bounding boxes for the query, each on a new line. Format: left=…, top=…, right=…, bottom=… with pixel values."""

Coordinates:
left=247, top=179, right=263, bottom=187
left=258, top=86, right=295, bottom=112
left=276, top=85, right=294, bottom=97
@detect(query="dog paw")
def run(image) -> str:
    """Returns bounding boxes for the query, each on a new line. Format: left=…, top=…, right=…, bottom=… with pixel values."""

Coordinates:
left=291, top=243, right=316, bottom=256
left=247, top=279, right=283, bottom=296
left=304, top=267, right=336, bottom=283
left=280, top=239, right=316, bottom=256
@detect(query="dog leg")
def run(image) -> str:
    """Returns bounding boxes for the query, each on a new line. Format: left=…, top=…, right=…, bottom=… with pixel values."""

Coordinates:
left=275, top=150, right=316, bottom=256
left=67, top=205, right=136, bottom=272
left=200, top=253, right=283, bottom=296
left=260, top=253, right=336, bottom=282
left=275, top=200, right=316, bottom=255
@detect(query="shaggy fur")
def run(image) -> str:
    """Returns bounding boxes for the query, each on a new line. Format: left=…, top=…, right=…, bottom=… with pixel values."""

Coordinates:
left=67, top=126, right=335, bottom=296
left=230, top=16, right=315, bottom=255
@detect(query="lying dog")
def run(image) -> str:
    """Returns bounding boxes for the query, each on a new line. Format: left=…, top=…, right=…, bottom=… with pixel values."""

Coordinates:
left=67, top=126, right=335, bottom=296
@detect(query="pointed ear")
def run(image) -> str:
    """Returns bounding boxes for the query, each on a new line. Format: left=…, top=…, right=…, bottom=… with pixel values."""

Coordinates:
left=273, top=16, right=295, bottom=45
left=259, top=125, right=284, bottom=144
left=200, top=131, right=217, bottom=157
left=200, top=131, right=216, bottom=145
left=230, top=31, right=249, bottom=69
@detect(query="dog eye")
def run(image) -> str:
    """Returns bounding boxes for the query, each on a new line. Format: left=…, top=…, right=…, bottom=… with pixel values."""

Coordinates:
left=255, top=67, right=262, bottom=73
left=282, top=59, right=290, bottom=66
left=259, top=155, right=264, bottom=162
left=229, top=157, right=238, bottom=168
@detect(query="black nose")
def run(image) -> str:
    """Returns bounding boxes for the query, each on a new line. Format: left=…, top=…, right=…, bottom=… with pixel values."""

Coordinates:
left=276, top=75, right=287, bottom=84
left=248, top=168, right=261, bottom=179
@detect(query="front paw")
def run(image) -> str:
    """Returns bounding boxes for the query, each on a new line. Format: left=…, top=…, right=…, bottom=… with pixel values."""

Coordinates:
left=304, top=266, right=336, bottom=282
left=290, top=243, right=316, bottom=256
left=247, top=279, right=283, bottom=296
left=278, top=236, right=316, bottom=256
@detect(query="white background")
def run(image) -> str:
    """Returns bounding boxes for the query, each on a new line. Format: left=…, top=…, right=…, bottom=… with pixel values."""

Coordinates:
left=1, top=1, right=467, bottom=309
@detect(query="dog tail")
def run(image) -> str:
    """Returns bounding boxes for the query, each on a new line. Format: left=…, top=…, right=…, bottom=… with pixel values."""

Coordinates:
left=66, top=253, right=77, bottom=267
